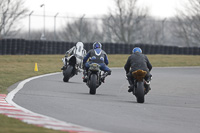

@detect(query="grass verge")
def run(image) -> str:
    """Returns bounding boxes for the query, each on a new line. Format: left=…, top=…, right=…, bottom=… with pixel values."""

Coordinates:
left=0, top=114, right=65, bottom=133
left=108, top=54, right=200, bottom=67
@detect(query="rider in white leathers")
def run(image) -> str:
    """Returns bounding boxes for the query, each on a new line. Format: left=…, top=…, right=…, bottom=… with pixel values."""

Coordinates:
left=61, top=42, right=86, bottom=70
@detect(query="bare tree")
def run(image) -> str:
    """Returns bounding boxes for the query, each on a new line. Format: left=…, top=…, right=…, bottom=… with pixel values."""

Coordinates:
left=103, top=0, right=148, bottom=44
left=135, top=17, right=164, bottom=45
left=60, top=17, right=104, bottom=42
left=0, top=0, right=28, bottom=39
left=173, top=0, right=200, bottom=47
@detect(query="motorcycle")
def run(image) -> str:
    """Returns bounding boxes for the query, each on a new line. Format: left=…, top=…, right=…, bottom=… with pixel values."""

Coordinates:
left=62, top=55, right=80, bottom=82
left=130, top=69, right=150, bottom=103
left=62, top=42, right=85, bottom=82
left=85, top=63, right=108, bottom=95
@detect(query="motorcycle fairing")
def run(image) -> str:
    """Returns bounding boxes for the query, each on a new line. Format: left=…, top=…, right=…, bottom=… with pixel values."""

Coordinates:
left=132, top=70, right=147, bottom=81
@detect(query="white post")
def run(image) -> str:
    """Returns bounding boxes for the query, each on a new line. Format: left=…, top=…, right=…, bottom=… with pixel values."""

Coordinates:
left=54, top=13, right=59, bottom=41
left=40, top=4, right=46, bottom=40
left=28, top=11, right=34, bottom=40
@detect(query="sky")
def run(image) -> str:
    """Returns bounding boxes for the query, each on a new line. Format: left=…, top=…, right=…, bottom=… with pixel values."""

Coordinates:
left=23, top=0, right=188, bottom=30
left=137, top=0, right=187, bottom=18
left=24, top=0, right=188, bottom=18
left=24, top=0, right=115, bottom=17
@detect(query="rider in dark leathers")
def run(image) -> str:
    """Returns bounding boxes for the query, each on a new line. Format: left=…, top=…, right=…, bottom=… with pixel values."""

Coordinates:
left=124, top=47, right=152, bottom=93
left=83, top=42, right=111, bottom=82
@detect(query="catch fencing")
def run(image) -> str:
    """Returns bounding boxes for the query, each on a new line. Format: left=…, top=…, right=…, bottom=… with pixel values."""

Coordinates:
left=0, top=39, right=200, bottom=55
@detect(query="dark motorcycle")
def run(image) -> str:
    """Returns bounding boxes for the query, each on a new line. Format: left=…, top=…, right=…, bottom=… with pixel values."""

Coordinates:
left=62, top=55, right=78, bottom=82
left=85, top=63, right=107, bottom=95
left=131, top=69, right=150, bottom=103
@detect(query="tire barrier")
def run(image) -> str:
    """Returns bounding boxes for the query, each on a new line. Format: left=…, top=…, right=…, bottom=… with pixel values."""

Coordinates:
left=0, top=39, right=199, bottom=55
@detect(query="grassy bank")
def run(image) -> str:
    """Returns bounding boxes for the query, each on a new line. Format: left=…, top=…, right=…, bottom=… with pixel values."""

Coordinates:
left=108, top=54, right=200, bottom=67
left=0, top=54, right=200, bottom=133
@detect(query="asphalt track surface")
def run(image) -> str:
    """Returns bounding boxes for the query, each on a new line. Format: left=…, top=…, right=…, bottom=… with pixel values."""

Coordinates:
left=13, top=67, right=200, bottom=133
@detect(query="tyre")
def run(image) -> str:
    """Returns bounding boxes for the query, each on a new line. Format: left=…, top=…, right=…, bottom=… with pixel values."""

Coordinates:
left=136, top=81, right=145, bottom=103
left=89, top=74, right=97, bottom=95
left=63, top=65, right=73, bottom=82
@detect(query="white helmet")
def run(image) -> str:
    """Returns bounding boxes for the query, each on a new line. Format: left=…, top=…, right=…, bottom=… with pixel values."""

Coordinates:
left=76, top=42, right=84, bottom=49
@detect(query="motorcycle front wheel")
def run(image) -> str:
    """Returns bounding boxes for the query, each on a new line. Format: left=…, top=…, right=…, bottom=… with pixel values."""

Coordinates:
left=89, top=74, right=97, bottom=95
left=63, top=65, right=73, bottom=82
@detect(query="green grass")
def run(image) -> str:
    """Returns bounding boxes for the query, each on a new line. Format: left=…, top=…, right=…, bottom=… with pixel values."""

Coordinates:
left=0, top=54, right=200, bottom=133
left=107, top=54, right=200, bottom=67
left=0, top=114, right=65, bottom=133
left=147, top=55, right=200, bottom=67
left=0, top=55, right=66, bottom=133
left=0, top=55, right=63, bottom=94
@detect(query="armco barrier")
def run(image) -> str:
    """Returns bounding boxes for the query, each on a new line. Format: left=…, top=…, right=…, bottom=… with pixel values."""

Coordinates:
left=0, top=39, right=199, bottom=55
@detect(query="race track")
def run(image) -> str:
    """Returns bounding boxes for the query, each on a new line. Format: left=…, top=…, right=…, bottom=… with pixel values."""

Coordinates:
left=13, top=67, right=200, bottom=133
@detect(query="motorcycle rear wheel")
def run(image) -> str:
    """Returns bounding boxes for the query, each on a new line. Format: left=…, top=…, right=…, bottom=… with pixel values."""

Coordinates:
left=89, top=74, right=97, bottom=95
left=135, top=82, right=145, bottom=103
left=63, top=65, right=73, bottom=82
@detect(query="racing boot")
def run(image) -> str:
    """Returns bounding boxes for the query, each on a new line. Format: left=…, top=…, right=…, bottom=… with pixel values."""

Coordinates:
left=61, top=65, right=67, bottom=70
left=101, top=72, right=107, bottom=83
left=101, top=77, right=105, bottom=83
left=107, top=71, right=111, bottom=75
left=126, top=74, right=134, bottom=93
left=82, top=70, right=88, bottom=82
left=128, top=85, right=134, bottom=93
left=101, top=72, right=106, bottom=83
left=101, top=71, right=111, bottom=83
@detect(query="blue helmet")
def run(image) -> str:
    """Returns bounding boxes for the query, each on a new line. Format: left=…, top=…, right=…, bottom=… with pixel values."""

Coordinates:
left=132, top=47, right=142, bottom=53
left=93, top=42, right=102, bottom=49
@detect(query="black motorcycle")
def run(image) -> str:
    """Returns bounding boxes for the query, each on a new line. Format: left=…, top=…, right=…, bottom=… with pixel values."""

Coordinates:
left=130, top=69, right=151, bottom=103
left=62, top=55, right=78, bottom=82
left=85, top=63, right=108, bottom=95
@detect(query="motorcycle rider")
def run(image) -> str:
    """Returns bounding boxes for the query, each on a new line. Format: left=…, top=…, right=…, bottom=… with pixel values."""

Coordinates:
left=124, top=47, right=152, bottom=93
left=83, top=42, right=111, bottom=82
left=61, top=42, right=86, bottom=70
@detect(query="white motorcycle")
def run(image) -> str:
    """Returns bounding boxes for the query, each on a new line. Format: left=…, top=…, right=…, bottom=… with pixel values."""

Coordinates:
left=62, top=42, right=86, bottom=82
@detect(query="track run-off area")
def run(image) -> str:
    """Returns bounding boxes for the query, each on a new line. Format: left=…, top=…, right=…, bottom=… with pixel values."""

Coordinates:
left=2, top=67, right=200, bottom=133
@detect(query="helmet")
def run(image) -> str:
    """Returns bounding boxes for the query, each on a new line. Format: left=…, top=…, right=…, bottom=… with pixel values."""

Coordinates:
left=93, top=42, right=102, bottom=49
left=76, top=42, right=84, bottom=48
left=132, top=47, right=142, bottom=53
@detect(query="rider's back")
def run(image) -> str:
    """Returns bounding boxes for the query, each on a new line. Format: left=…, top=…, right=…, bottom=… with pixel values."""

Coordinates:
left=87, top=49, right=107, bottom=64
left=128, top=52, right=149, bottom=72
